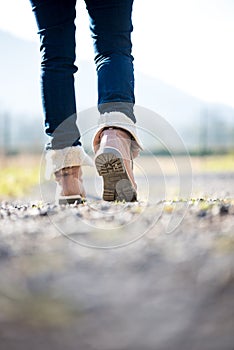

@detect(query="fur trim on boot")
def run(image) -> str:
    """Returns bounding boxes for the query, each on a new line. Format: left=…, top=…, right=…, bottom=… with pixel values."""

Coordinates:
left=45, top=145, right=94, bottom=180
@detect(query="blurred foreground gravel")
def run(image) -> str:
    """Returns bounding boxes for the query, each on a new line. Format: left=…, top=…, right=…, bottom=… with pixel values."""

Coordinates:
left=0, top=172, right=234, bottom=350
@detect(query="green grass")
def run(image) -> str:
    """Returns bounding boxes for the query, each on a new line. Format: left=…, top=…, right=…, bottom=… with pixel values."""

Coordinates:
left=0, top=166, right=40, bottom=198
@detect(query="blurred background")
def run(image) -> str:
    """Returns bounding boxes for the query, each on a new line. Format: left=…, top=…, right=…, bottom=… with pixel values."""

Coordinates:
left=0, top=0, right=233, bottom=197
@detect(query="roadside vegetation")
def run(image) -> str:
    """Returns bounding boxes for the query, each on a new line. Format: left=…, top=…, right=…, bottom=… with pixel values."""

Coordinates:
left=0, top=153, right=233, bottom=198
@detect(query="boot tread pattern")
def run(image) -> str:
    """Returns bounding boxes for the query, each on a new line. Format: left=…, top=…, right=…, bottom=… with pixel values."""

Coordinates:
left=95, top=152, right=137, bottom=202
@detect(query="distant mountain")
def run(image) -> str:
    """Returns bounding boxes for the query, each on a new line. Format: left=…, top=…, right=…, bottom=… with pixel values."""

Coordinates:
left=0, top=30, right=233, bottom=151
left=0, top=30, right=42, bottom=116
left=0, top=30, right=97, bottom=116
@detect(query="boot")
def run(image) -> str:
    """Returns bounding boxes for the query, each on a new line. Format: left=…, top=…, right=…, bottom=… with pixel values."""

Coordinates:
left=94, top=128, right=138, bottom=202
left=54, top=166, right=86, bottom=205
left=45, top=145, right=93, bottom=205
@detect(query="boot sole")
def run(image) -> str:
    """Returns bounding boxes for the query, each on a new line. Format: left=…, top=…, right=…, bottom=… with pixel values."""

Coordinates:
left=58, top=195, right=85, bottom=205
left=95, top=148, right=137, bottom=202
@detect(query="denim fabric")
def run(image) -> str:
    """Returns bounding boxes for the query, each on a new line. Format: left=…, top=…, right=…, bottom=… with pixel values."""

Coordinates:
left=30, top=0, right=135, bottom=149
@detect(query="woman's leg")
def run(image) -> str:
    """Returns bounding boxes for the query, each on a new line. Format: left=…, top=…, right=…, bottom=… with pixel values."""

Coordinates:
left=30, top=0, right=94, bottom=204
left=30, top=0, right=81, bottom=149
left=85, top=0, right=142, bottom=201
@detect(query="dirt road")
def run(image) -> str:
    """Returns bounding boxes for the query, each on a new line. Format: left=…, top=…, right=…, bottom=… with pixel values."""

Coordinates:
left=0, top=171, right=234, bottom=350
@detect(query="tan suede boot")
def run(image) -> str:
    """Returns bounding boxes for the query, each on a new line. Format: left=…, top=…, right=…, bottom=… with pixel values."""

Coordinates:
left=45, top=145, right=93, bottom=205
left=94, top=128, right=138, bottom=202
left=54, top=166, right=86, bottom=205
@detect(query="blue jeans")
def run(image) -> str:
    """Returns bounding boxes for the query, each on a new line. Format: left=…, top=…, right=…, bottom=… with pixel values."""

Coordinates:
left=30, top=0, right=135, bottom=149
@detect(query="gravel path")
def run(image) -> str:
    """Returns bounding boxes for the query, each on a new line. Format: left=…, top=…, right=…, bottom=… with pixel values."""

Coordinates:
left=0, top=173, right=234, bottom=350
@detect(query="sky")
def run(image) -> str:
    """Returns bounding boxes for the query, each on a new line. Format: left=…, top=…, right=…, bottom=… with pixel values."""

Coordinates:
left=0, top=0, right=234, bottom=108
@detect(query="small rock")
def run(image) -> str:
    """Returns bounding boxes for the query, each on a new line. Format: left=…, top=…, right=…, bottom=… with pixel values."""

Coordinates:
left=197, top=210, right=207, bottom=218
left=219, top=205, right=229, bottom=216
